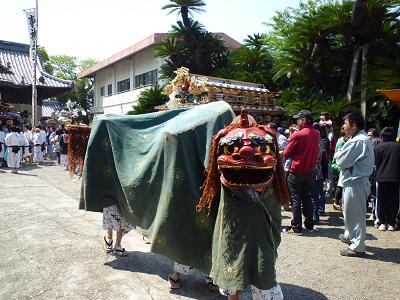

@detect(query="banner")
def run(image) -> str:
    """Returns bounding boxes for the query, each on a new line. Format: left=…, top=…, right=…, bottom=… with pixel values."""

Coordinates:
left=25, top=8, right=38, bottom=65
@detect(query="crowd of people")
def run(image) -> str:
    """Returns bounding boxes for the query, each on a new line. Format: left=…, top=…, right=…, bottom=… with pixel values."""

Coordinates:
left=270, top=110, right=400, bottom=258
left=0, top=121, right=70, bottom=173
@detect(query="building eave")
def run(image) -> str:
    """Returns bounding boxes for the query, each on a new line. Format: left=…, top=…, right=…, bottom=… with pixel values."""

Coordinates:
left=78, top=32, right=242, bottom=79
left=78, top=33, right=168, bottom=79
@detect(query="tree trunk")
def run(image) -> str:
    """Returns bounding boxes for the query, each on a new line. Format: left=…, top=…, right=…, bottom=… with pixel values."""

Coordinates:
left=360, top=43, right=369, bottom=121
left=347, top=47, right=360, bottom=103
left=181, top=6, right=190, bottom=28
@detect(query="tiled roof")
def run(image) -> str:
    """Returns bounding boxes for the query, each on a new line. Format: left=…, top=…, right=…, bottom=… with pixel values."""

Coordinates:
left=41, top=100, right=61, bottom=117
left=0, top=40, right=72, bottom=89
left=78, top=32, right=242, bottom=79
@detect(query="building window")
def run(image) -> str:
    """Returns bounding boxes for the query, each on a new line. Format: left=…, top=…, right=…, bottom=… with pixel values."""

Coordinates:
left=135, top=69, right=157, bottom=88
left=100, top=86, right=105, bottom=96
left=107, top=84, right=112, bottom=96
left=117, top=79, right=130, bottom=93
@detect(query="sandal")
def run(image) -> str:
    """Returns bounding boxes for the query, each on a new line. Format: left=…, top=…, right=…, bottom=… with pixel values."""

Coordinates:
left=168, top=275, right=182, bottom=289
left=114, top=247, right=128, bottom=257
left=103, top=236, right=113, bottom=253
left=205, top=281, right=219, bottom=291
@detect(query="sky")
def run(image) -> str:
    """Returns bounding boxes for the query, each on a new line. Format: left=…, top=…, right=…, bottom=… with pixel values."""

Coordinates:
left=0, top=0, right=300, bottom=61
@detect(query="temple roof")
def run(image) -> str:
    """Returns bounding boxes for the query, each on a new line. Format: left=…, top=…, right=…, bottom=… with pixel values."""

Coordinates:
left=0, top=40, right=73, bottom=104
left=0, top=40, right=72, bottom=89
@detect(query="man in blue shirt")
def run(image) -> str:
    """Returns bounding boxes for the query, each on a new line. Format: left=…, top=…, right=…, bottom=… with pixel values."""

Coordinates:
left=335, top=113, right=374, bottom=257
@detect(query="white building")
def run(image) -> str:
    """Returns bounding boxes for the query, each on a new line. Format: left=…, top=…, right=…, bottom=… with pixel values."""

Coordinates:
left=78, top=33, right=241, bottom=115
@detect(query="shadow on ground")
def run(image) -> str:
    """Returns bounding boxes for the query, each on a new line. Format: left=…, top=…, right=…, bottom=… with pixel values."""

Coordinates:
left=106, top=251, right=328, bottom=299
left=281, top=283, right=328, bottom=300
left=365, top=246, right=400, bottom=264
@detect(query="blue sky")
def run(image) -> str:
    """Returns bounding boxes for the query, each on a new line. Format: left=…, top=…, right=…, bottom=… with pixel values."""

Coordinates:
left=0, top=0, right=300, bottom=61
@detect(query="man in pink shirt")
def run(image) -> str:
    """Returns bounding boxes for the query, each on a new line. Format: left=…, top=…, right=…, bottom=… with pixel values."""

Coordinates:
left=284, top=110, right=320, bottom=234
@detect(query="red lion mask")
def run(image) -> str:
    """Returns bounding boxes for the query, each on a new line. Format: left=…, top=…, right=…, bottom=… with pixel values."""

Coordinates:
left=197, top=110, right=289, bottom=212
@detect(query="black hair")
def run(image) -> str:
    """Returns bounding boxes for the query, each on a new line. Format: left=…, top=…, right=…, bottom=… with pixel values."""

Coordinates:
left=55, top=129, right=63, bottom=135
left=10, top=125, right=17, bottom=132
left=343, top=112, right=364, bottom=130
left=319, top=124, right=328, bottom=139
left=368, top=128, right=379, bottom=137
left=268, top=122, right=278, bottom=131
left=380, top=127, right=395, bottom=142
left=320, top=111, right=331, bottom=119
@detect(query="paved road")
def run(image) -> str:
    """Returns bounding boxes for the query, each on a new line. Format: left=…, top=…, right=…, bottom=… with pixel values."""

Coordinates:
left=0, top=162, right=399, bottom=300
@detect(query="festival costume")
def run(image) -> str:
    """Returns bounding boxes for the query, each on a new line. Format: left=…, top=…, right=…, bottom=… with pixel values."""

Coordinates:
left=80, top=103, right=288, bottom=299
left=103, top=205, right=133, bottom=235
left=4, top=132, right=23, bottom=169
left=33, top=132, right=44, bottom=162
left=23, top=130, right=33, bottom=157
left=197, top=111, right=289, bottom=298
left=0, top=131, right=5, bottom=158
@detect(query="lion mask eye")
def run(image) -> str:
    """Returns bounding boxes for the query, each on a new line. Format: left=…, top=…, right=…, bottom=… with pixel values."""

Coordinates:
left=223, top=145, right=239, bottom=154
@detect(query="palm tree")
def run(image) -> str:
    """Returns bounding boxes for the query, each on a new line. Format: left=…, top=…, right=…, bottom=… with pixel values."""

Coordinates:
left=347, top=0, right=399, bottom=119
left=243, top=33, right=266, bottom=49
left=155, top=19, right=229, bottom=79
left=127, top=86, right=168, bottom=115
left=162, top=0, right=206, bottom=28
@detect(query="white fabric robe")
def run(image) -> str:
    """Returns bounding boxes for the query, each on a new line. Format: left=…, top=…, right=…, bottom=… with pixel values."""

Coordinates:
left=0, top=131, right=5, bottom=158
left=33, top=132, right=45, bottom=162
left=4, top=132, right=24, bottom=168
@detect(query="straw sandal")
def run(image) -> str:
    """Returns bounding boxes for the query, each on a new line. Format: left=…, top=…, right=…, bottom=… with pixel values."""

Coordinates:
left=103, top=236, right=113, bottom=253
left=168, top=275, right=182, bottom=289
left=114, top=247, right=128, bottom=257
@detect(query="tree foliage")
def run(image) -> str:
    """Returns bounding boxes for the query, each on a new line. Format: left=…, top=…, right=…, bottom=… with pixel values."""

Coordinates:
left=162, top=0, right=206, bottom=28
left=47, top=55, right=97, bottom=114
left=127, top=86, right=168, bottom=115
left=265, top=0, right=400, bottom=127
left=216, top=33, right=275, bottom=88
left=157, top=2, right=230, bottom=80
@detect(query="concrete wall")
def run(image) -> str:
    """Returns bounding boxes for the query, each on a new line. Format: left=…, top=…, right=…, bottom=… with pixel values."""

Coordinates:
left=92, top=45, right=165, bottom=114
left=134, top=46, right=162, bottom=75
left=102, top=87, right=148, bottom=115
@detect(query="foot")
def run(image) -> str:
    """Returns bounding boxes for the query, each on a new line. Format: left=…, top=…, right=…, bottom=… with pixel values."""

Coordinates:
left=332, top=203, right=342, bottom=211
left=142, top=235, right=151, bottom=244
left=387, top=225, right=396, bottom=231
left=378, top=224, right=387, bottom=231
left=114, top=247, right=127, bottom=257
left=339, top=233, right=351, bottom=245
left=168, top=274, right=182, bottom=289
left=283, top=226, right=302, bottom=235
left=205, top=276, right=219, bottom=291
left=340, top=248, right=366, bottom=257
left=103, top=236, right=113, bottom=253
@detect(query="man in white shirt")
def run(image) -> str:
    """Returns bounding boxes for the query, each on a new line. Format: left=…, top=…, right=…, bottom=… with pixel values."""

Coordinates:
left=4, top=126, right=24, bottom=173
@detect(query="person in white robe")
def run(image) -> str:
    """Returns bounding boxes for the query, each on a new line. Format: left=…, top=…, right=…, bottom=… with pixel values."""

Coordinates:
left=0, top=128, right=6, bottom=166
left=4, top=126, right=24, bottom=173
left=22, top=125, right=33, bottom=163
left=33, top=127, right=45, bottom=164
left=39, top=126, right=47, bottom=159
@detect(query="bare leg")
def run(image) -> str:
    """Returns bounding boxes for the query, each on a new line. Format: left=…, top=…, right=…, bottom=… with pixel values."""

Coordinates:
left=105, top=229, right=113, bottom=240
left=114, top=229, right=123, bottom=249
